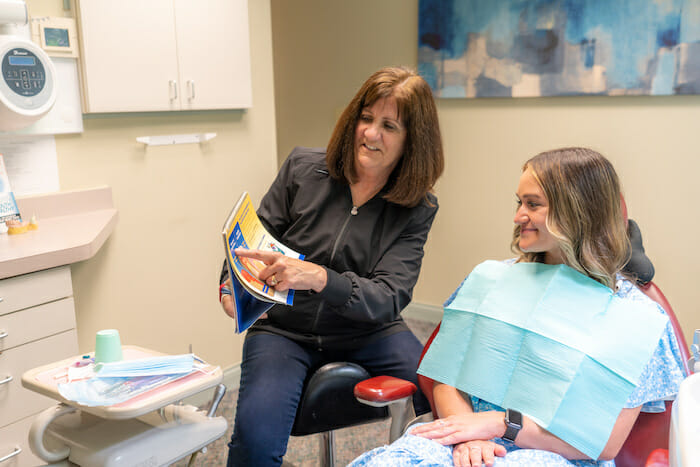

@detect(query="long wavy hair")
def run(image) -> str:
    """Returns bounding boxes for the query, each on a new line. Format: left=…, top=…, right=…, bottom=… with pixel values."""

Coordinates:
left=511, top=148, right=630, bottom=289
left=326, top=66, right=444, bottom=207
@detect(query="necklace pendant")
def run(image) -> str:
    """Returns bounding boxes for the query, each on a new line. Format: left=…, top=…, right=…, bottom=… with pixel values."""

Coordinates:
left=351, top=206, right=358, bottom=215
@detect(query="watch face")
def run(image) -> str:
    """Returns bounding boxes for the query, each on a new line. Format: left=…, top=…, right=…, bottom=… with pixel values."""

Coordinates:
left=507, top=409, right=523, bottom=427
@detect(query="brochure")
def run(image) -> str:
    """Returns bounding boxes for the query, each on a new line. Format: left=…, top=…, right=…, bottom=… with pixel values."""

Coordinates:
left=0, top=154, right=20, bottom=223
left=221, top=192, right=304, bottom=333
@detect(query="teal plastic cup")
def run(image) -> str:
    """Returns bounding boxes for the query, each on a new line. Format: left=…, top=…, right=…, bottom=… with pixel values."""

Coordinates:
left=94, top=329, right=123, bottom=364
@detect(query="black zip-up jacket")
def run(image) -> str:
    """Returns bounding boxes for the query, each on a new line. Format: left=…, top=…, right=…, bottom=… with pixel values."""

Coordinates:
left=221, top=147, right=438, bottom=350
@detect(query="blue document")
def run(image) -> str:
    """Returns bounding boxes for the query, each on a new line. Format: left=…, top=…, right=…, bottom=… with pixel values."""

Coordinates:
left=0, top=155, right=20, bottom=223
left=221, top=192, right=304, bottom=333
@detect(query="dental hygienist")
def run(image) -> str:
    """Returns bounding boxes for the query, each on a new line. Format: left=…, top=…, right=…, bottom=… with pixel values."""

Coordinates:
left=219, top=66, right=445, bottom=466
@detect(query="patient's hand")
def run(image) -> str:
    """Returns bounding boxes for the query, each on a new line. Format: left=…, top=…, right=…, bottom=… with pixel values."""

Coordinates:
left=452, top=440, right=506, bottom=467
left=411, top=412, right=503, bottom=446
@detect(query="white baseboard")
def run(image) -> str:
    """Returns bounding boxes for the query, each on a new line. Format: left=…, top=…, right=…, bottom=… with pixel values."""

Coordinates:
left=198, top=302, right=442, bottom=397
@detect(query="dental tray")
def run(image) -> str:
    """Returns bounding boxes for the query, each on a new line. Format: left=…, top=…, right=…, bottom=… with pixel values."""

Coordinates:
left=21, top=345, right=223, bottom=419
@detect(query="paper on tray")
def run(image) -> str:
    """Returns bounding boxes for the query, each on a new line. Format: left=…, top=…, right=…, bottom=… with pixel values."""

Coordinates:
left=58, top=354, right=197, bottom=406
left=58, top=374, right=189, bottom=407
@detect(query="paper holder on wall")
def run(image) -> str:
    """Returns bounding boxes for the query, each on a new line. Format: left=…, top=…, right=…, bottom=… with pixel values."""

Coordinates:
left=136, top=133, right=216, bottom=146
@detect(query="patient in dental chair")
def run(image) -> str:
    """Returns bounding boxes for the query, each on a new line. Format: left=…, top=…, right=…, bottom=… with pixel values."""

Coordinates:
left=349, top=147, right=686, bottom=467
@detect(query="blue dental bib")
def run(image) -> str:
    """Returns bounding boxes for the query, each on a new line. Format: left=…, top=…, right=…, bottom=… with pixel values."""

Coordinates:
left=418, top=260, right=667, bottom=459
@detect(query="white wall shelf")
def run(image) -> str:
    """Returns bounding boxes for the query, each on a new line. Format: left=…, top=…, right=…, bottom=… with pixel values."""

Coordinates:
left=136, top=133, right=216, bottom=146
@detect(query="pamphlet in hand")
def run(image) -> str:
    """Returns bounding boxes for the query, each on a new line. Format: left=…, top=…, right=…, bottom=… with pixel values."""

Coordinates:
left=0, top=154, right=20, bottom=223
left=222, top=192, right=304, bottom=333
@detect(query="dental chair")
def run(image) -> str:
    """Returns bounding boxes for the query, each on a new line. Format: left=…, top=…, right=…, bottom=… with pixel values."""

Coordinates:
left=619, top=280, right=691, bottom=467
left=618, top=206, right=693, bottom=466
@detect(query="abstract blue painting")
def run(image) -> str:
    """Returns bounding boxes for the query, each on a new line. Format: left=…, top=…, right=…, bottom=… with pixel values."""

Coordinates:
left=418, top=0, right=700, bottom=97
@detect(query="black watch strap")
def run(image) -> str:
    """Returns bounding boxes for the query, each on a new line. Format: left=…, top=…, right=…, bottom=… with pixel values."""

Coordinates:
left=503, top=409, right=522, bottom=442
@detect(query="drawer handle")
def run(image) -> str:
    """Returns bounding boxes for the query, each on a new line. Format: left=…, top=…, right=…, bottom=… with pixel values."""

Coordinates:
left=169, top=79, right=178, bottom=100
left=0, top=446, right=21, bottom=463
left=0, top=375, right=12, bottom=385
left=0, top=329, right=7, bottom=339
left=188, top=79, right=195, bottom=99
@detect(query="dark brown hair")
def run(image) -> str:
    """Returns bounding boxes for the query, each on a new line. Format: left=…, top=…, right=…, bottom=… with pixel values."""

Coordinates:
left=326, top=66, right=444, bottom=207
left=512, top=147, right=630, bottom=289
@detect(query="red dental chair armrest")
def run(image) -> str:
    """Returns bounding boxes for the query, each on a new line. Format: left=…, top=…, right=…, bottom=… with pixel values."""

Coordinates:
left=354, top=376, right=418, bottom=442
left=354, top=376, right=417, bottom=406
left=354, top=325, right=442, bottom=442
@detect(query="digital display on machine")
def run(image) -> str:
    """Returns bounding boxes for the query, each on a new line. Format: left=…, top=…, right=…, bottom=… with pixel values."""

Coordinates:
left=44, top=27, right=70, bottom=48
left=2, top=49, right=46, bottom=97
left=8, top=55, right=36, bottom=66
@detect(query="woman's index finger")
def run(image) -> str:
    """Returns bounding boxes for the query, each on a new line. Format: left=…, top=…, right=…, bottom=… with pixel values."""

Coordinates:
left=234, top=248, right=276, bottom=262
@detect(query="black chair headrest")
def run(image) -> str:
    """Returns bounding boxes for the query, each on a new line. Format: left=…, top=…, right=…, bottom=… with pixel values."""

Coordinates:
left=622, top=218, right=655, bottom=285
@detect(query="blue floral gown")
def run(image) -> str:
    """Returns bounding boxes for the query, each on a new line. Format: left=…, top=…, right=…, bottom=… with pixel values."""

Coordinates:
left=348, top=274, right=687, bottom=467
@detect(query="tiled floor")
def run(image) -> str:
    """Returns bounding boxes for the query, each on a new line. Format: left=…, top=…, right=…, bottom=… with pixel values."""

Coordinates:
left=173, top=318, right=437, bottom=466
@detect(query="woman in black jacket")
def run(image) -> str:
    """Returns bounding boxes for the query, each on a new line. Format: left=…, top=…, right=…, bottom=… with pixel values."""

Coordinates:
left=221, top=66, right=444, bottom=466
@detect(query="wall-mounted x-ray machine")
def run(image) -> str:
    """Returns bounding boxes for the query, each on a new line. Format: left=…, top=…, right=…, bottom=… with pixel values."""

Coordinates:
left=0, top=0, right=56, bottom=131
left=0, top=0, right=82, bottom=135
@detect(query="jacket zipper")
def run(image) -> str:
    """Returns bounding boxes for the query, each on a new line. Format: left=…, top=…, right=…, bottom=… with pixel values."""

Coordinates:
left=311, top=205, right=358, bottom=345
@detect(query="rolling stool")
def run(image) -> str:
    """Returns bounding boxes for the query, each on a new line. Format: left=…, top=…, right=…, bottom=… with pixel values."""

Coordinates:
left=289, top=362, right=389, bottom=467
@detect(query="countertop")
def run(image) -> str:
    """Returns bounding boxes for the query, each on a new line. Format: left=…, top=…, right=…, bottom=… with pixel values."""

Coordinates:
left=0, top=186, right=118, bottom=279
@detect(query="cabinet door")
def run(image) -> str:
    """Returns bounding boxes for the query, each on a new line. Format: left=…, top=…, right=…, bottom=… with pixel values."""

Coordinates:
left=174, top=0, right=252, bottom=110
left=77, top=0, right=181, bottom=112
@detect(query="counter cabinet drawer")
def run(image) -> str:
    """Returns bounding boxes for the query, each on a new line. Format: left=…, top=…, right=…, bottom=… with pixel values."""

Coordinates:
left=0, top=297, right=76, bottom=353
left=0, top=267, right=72, bottom=317
left=0, top=414, right=47, bottom=467
left=0, top=330, right=78, bottom=427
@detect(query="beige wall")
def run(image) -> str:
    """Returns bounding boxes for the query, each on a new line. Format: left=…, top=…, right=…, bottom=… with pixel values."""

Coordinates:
left=20, top=0, right=699, bottom=371
left=25, top=0, right=277, bottom=367
left=271, top=0, right=700, bottom=345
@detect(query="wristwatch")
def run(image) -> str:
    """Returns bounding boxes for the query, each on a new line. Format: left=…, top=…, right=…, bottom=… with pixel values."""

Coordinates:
left=502, top=408, right=522, bottom=442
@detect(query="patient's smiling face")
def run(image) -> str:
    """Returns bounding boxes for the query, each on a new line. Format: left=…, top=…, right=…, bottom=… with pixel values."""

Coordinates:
left=514, top=169, right=563, bottom=264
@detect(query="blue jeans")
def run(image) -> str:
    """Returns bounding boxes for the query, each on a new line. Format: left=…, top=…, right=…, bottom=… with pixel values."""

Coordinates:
left=226, top=330, right=430, bottom=466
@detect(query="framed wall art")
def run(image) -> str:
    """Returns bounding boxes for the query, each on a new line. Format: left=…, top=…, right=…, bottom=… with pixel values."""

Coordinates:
left=418, top=0, right=700, bottom=97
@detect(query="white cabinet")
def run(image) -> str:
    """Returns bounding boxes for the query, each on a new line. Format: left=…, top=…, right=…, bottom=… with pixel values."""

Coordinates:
left=75, top=0, right=252, bottom=113
left=0, top=267, right=79, bottom=467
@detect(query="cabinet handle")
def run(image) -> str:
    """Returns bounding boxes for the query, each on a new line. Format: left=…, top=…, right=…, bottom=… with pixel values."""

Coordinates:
left=0, top=375, right=12, bottom=385
left=187, top=80, right=195, bottom=100
left=169, top=80, right=178, bottom=100
left=0, top=296, right=3, bottom=302
left=0, top=447, right=22, bottom=463
left=0, top=330, right=6, bottom=339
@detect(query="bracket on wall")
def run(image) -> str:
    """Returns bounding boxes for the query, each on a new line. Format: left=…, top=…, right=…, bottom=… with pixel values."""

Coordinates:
left=136, top=133, right=216, bottom=146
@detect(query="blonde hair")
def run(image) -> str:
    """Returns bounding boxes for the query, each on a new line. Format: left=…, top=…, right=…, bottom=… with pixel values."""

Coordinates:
left=511, top=147, right=630, bottom=289
left=326, top=66, right=444, bottom=207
